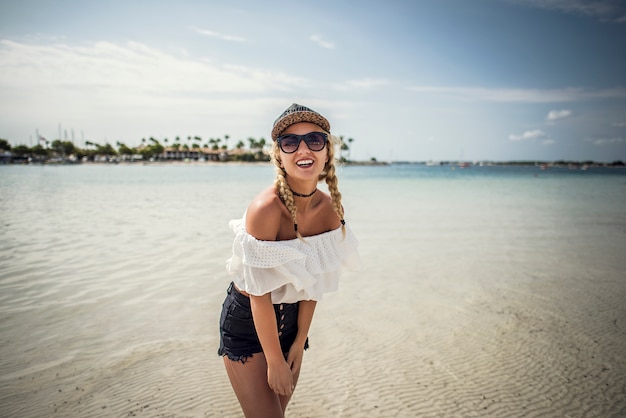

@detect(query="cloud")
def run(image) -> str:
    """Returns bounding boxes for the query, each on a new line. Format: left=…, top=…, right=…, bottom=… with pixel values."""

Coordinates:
left=542, top=139, right=556, bottom=145
left=546, top=109, right=572, bottom=121
left=309, top=35, right=335, bottom=49
left=408, top=85, right=626, bottom=103
left=0, top=39, right=312, bottom=143
left=333, top=78, right=390, bottom=90
left=587, top=137, right=624, bottom=145
left=191, top=27, right=245, bottom=42
left=506, top=0, right=626, bottom=22
left=612, top=122, right=626, bottom=127
left=509, top=129, right=547, bottom=141
left=0, top=39, right=304, bottom=99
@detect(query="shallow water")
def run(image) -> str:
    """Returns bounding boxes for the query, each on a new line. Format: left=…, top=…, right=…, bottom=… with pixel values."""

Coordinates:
left=1, top=163, right=625, bottom=417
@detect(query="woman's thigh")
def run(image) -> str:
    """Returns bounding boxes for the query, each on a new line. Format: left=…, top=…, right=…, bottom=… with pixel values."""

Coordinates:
left=223, top=353, right=284, bottom=418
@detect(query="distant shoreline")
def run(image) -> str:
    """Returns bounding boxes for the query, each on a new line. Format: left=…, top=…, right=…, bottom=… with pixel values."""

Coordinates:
left=2, top=159, right=624, bottom=168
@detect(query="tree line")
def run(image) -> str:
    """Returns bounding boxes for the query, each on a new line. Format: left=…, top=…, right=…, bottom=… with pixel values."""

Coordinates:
left=0, top=134, right=355, bottom=163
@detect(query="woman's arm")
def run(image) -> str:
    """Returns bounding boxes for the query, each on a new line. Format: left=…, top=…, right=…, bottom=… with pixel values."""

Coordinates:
left=245, top=191, right=294, bottom=395
left=250, top=293, right=294, bottom=396
left=287, top=299, right=316, bottom=375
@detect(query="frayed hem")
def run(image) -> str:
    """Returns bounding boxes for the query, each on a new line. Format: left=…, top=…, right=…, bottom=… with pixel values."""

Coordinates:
left=218, top=350, right=255, bottom=364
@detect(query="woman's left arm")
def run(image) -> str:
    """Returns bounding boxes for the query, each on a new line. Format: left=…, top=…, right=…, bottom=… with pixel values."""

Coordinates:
left=286, top=299, right=316, bottom=374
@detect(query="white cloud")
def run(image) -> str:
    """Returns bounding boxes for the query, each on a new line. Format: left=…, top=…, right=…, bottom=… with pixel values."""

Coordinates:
left=408, top=85, right=626, bottom=103
left=542, top=139, right=556, bottom=145
left=0, top=39, right=311, bottom=144
left=191, top=27, right=246, bottom=42
left=507, top=0, right=625, bottom=22
left=309, top=35, right=335, bottom=49
left=0, top=39, right=303, bottom=99
left=588, top=137, right=624, bottom=145
left=546, top=109, right=572, bottom=121
left=333, top=78, right=390, bottom=90
left=612, top=122, right=626, bottom=127
left=509, top=129, right=547, bottom=141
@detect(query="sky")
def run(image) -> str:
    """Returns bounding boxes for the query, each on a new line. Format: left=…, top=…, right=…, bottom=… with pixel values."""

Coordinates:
left=1, top=0, right=625, bottom=162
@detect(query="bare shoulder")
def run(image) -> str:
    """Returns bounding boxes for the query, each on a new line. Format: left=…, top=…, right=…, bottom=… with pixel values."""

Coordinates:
left=315, top=190, right=343, bottom=231
left=245, top=186, right=283, bottom=241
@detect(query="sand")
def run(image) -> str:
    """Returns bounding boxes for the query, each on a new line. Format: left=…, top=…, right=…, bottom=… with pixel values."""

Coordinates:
left=2, top=264, right=624, bottom=418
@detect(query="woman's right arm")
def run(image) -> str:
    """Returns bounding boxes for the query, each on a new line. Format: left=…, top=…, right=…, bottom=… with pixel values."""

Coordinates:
left=250, top=293, right=293, bottom=396
left=245, top=190, right=293, bottom=396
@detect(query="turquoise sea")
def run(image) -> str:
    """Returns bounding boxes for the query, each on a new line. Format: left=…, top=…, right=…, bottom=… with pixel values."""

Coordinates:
left=1, top=163, right=625, bottom=417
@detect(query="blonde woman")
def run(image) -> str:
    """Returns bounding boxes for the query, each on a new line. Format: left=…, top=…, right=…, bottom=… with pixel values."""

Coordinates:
left=218, top=104, right=359, bottom=417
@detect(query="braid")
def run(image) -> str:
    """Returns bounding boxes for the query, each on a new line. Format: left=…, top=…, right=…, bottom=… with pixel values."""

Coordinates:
left=323, top=135, right=346, bottom=237
left=271, top=142, right=303, bottom=240
left=325, top=165, right=345, bottom=236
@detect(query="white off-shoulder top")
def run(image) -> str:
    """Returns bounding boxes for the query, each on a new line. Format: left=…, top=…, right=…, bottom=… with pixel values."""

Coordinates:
left=226, top=215, right=360, bottom=304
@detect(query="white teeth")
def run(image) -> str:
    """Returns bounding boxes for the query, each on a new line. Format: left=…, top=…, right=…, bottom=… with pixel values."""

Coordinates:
left=297, top=159, right=313, bottom=166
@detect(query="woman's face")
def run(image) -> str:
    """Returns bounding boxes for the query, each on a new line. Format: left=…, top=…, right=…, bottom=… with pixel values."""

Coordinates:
left=278, top=122, right=328, bottom=181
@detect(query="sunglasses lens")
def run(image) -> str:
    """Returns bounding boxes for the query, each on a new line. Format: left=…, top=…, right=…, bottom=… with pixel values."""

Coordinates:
left=279, top=135, right=300, bottom=153
left=304, top=133, right=326, bottom=151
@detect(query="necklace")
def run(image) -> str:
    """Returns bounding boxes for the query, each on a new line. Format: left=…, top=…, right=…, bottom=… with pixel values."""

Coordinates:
left=291, top=188, right=317, bottom=198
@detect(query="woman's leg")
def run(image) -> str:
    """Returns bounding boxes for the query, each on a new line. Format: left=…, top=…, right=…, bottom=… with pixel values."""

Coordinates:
left=223, top=353, right=284, bottom=418
left=278, top=362, right=301, bottom=413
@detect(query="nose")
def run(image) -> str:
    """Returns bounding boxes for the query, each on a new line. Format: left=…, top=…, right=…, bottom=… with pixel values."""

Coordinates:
left=295, top=139, right=310, bottom=153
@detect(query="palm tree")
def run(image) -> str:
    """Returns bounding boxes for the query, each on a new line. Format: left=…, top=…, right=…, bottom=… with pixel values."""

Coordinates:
left=348, top=138, right=354, bottom=160
left=338, top=136, right=345, bottom=160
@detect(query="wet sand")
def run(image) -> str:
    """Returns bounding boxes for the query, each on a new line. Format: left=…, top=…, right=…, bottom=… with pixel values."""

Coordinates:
left=2, top=264, right=625, bottom=417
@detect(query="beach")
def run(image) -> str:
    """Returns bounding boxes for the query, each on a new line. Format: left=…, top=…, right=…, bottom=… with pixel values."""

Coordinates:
left=1, top=163, right=625, bottom=417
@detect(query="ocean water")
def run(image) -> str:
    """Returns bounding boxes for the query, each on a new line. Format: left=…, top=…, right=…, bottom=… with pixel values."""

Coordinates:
left=1, top=163, right=625, bottom=416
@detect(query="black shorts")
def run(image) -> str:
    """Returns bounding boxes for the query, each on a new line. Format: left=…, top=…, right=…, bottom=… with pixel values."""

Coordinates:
left=218, top=282, right=309, bottom=363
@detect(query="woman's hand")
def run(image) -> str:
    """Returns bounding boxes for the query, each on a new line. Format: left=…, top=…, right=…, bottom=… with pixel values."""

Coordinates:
left=267, top=359, right=294, bottom=396
left=286, top=344, right=305, bottom=376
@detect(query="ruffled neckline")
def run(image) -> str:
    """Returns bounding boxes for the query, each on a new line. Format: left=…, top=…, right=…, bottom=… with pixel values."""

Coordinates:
left=227, top=213, right=360, bottom=303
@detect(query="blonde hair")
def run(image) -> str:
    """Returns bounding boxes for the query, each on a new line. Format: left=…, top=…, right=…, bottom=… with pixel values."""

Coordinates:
left=271, top=133, right=345, bottom=240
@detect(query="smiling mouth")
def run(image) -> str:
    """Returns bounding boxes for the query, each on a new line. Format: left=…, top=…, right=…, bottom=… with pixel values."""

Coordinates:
left=296, top=159, right=314, bottom=167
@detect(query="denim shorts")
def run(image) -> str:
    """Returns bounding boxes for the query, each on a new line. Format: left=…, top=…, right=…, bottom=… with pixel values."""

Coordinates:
left=218, top=282, right=309, bottom=363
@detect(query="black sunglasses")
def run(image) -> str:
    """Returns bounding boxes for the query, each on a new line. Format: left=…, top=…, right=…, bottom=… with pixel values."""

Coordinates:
left=277, top=132, right=328, bottom=154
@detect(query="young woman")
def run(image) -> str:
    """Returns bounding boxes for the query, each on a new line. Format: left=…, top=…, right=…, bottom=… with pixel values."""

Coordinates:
left=218, top=103, right=359, bottom=417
